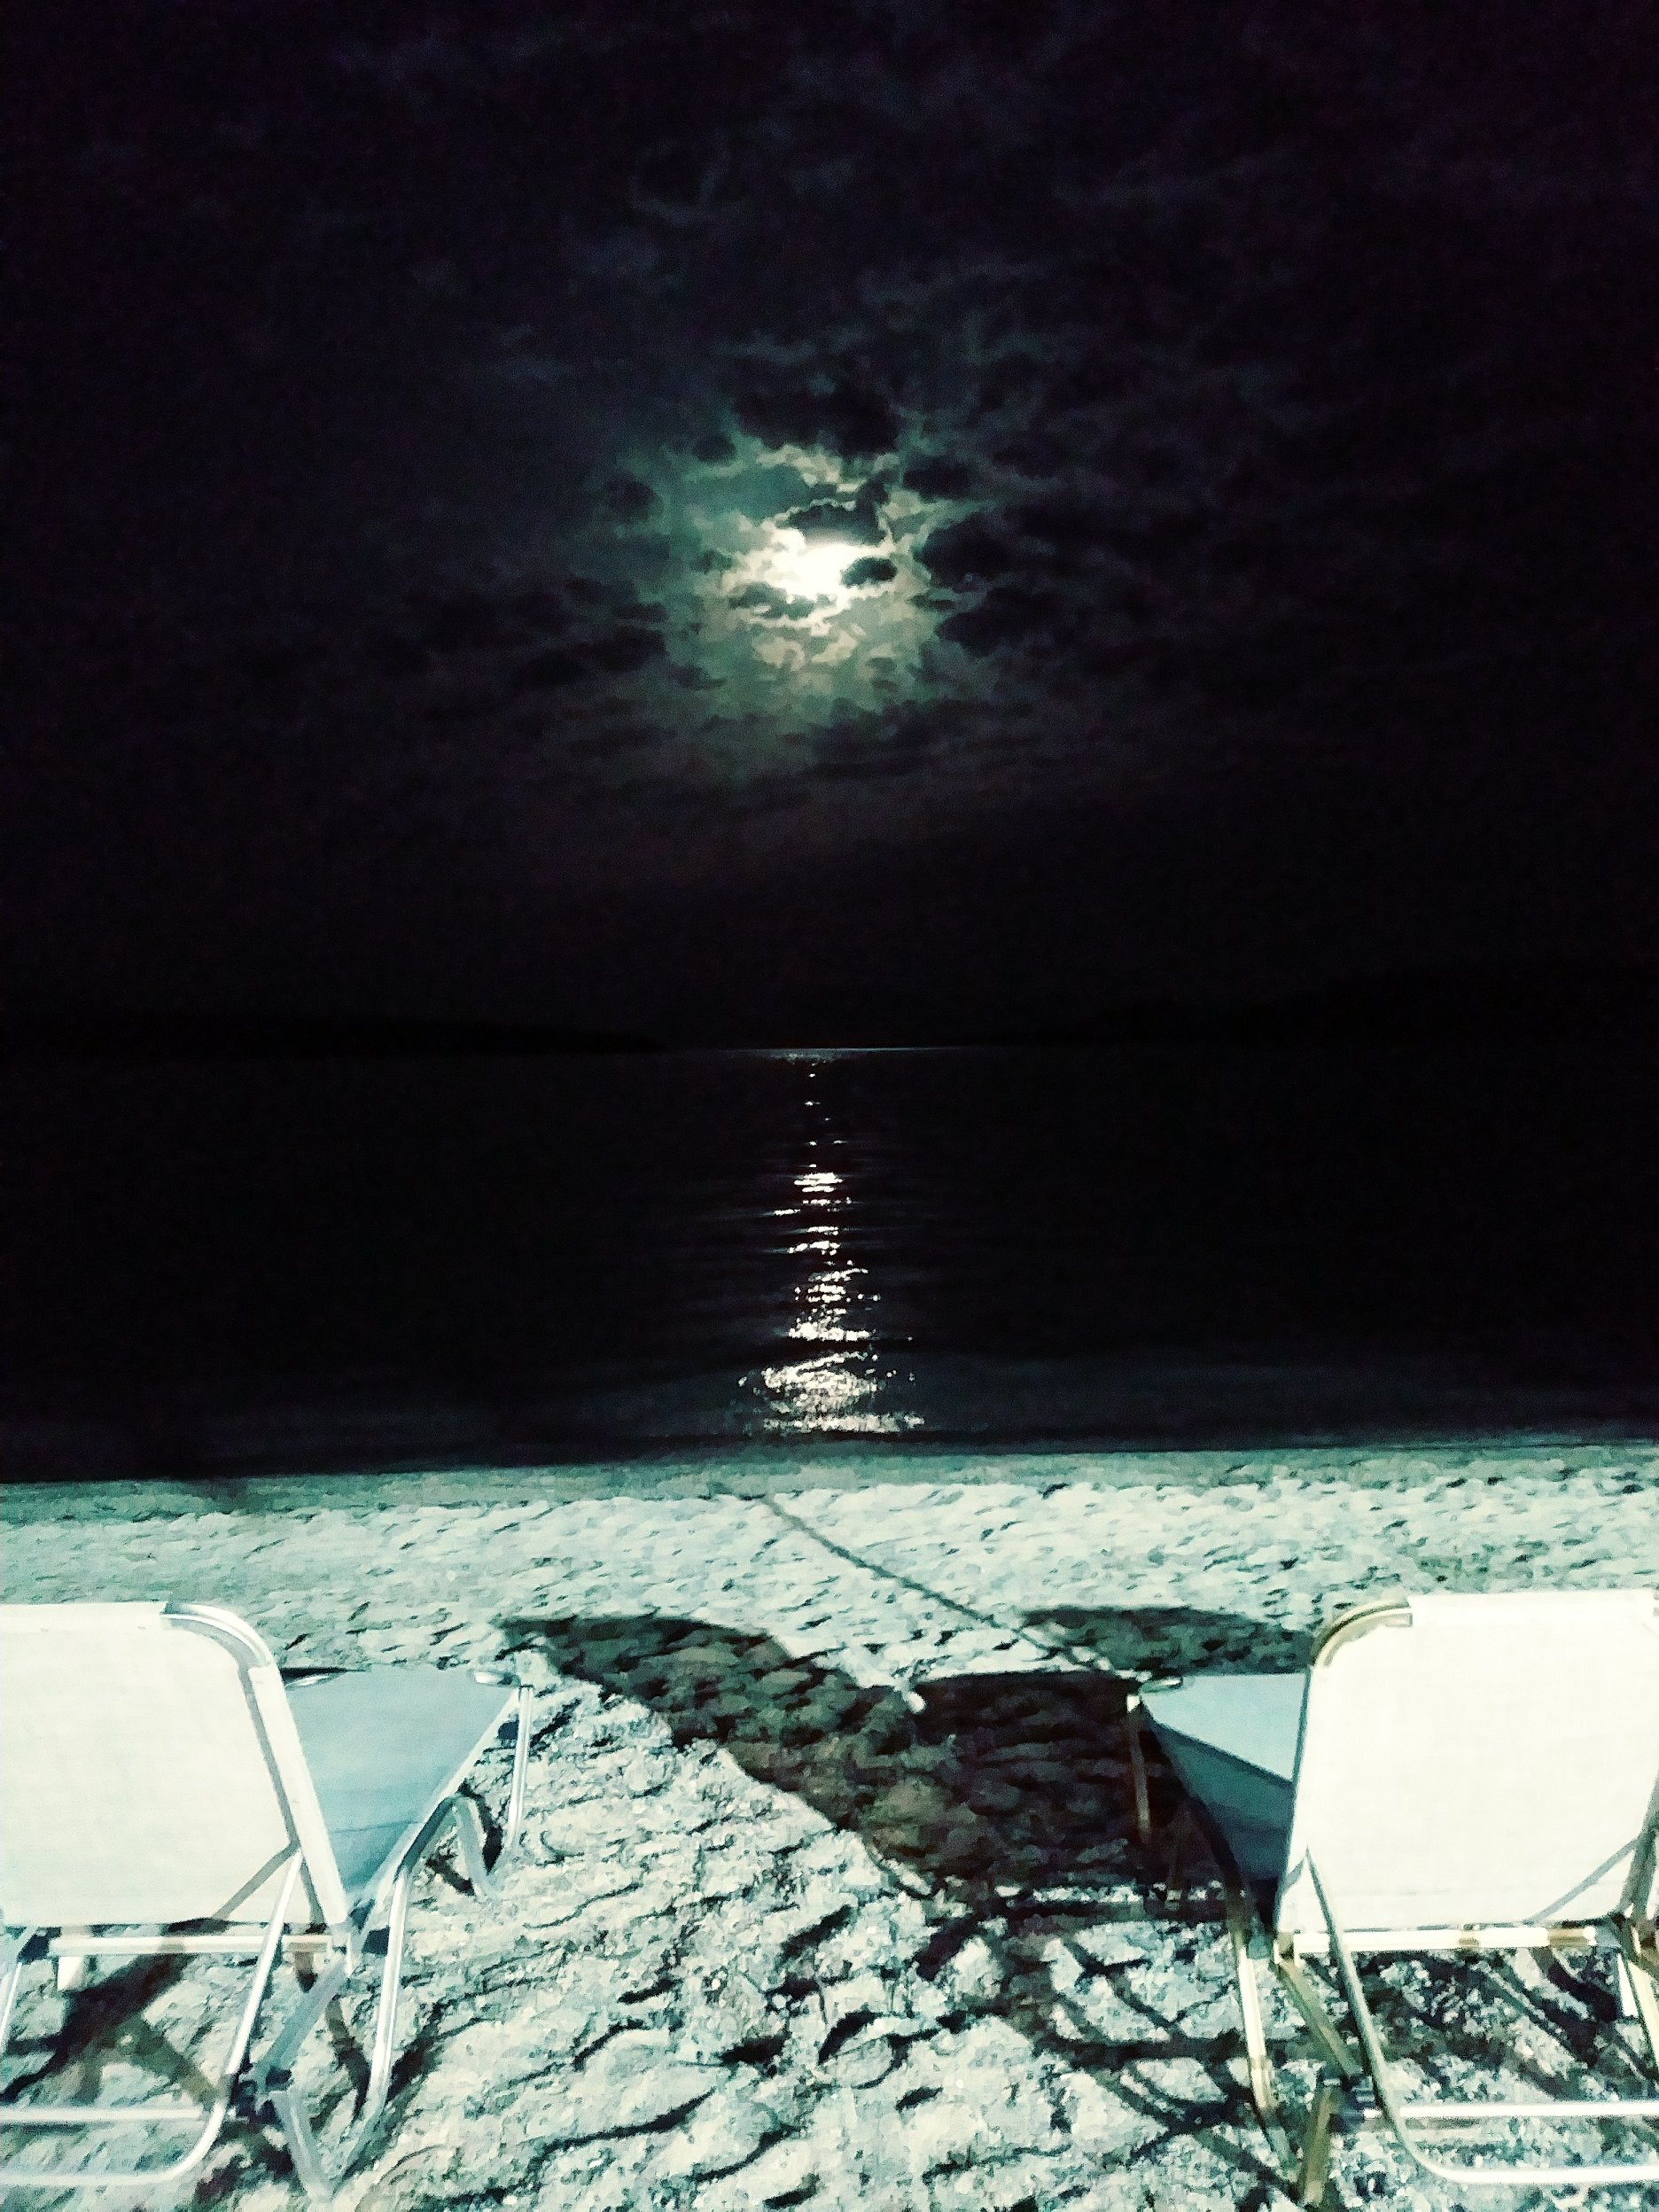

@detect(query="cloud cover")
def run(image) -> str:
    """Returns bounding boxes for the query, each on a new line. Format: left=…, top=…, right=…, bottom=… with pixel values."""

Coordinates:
left=6, top=0, right=1656, bottom=1029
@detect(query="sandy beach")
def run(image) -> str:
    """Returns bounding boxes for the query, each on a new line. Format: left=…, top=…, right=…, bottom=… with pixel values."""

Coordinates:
left=6, top=1444, right=1659, bottom=2210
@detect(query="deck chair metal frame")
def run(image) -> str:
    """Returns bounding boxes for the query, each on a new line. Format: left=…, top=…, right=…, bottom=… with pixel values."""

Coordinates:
left=1126, top=1591, right=1659, bottom=2202
left=0, top=1601, right=532, bottom=2201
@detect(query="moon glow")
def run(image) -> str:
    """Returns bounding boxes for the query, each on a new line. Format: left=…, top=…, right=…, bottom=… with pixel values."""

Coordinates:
left=760, top=531, right=866, bottom=605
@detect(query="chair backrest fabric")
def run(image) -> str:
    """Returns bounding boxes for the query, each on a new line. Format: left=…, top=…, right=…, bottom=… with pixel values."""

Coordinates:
left=1277, top=1590, right=1659, bottom=1940
left=0, top=1603, right=348, bottom=1929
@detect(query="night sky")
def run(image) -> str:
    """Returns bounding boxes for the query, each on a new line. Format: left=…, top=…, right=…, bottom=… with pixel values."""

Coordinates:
left=9, top=3, right=1656, bottom=1040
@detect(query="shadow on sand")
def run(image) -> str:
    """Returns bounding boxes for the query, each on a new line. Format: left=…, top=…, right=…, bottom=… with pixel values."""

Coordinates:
left=502, top=1605, right=1640, bottom=2193
left=502, top=1604, right=1309, bottom=1896
left=500, top=1604, right=1316, bottom=2199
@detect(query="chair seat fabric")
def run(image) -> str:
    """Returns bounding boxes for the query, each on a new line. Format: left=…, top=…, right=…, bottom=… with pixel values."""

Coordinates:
left=287, top=1669, right=518, bottom=1910
left=1141, top=1671, right=1306, bottom=1886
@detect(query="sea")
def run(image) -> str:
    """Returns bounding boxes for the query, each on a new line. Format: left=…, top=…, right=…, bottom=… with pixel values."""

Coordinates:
left=4, top=1041, right=1657, bottom=1480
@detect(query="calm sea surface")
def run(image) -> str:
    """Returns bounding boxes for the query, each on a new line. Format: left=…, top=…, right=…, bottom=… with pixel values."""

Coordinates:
left=4, top=1044, right=1657, bottom=1476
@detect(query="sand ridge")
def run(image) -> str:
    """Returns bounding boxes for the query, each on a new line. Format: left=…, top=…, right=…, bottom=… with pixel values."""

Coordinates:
left=4, top=1447, right=1659, bottom=2208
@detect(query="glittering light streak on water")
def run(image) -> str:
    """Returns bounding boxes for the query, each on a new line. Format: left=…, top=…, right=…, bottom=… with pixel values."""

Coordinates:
left=753, top=1063, right=922, bottom=1433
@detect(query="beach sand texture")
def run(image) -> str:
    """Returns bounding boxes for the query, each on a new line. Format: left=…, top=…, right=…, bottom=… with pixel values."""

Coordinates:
left=5, top=1445, right=1659, bottom=2210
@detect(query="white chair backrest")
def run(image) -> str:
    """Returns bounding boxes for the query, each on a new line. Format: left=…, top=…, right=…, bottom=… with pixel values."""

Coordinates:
left=1278, top=1590, right=1659, bottom=1941
left=0, top=1603, right=348, bottom=1930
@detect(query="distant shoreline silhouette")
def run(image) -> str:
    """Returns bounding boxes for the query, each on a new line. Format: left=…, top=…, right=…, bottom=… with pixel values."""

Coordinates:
left=6, top=958, right=1658, bottom=1061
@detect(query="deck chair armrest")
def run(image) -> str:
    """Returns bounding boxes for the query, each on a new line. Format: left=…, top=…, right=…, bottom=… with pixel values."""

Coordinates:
left=282, top=1661, right=525, bottom=1688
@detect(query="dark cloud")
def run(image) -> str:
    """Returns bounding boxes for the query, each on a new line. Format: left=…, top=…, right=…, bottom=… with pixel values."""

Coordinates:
left=584, top=625, right=667, bottom=674
left=915, top=516, right=1020, bottom=590
left=565, top=716, right=667, bottom=759
left=813, top=705, right=943, bottom=782
left=841, top=556, right=897, bottom=588
left=777, top=495, right=884, bottom=546
left=902, top=456, right=978, bottom=500
left=1102, top=506, right=1206, bottom=560
left=365, top=635, right=436, bottom=681
left=689, top=430, right=736, bottom=464
left=937, top=585, right=1066, bottom=655
left=604, top=471, right=658, bottom=521
left=510, top=646, right=588, bottom=690
left=1009, top=495, right=1116, bottom=562
left=728, top=581, right=816, bottom=619
left=991, top=432, right=1078, bottom=478
left=342, top=580, right=680, bottom=707
left=412, top=593, right=527, bottom=653
left=420, top=687, right=502, bottom=728
left=732, top=378, right=900, bottom=460
left=620, top=533, right=677, bottom=578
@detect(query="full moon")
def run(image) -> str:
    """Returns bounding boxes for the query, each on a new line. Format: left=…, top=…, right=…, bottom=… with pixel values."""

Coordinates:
left=762, top=531, right=862, bottom=604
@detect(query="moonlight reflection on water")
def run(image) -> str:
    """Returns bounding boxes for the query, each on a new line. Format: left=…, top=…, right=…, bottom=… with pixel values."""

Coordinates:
left=756, top=1063, right=922, bottom=1434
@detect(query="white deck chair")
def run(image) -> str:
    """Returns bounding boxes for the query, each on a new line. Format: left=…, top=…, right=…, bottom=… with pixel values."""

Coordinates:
left=1126, top=1591, right=1659, bottom=2202
left=0, top=1601, right=532, bottom=2200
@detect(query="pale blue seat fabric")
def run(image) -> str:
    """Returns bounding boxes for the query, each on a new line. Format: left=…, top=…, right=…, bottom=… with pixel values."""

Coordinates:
left=1140, top=1671, right=1306, bottom=1887
left=287, top=1668, right=518, bottom=1909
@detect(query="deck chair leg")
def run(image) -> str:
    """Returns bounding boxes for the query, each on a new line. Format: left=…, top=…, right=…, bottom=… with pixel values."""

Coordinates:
left=1297, top=2074, right=1343, bottom=2208
left=1616, top=1930, right=1659, bottom=2076
left=1630, top=1971, right=1659, bottom=2076
left=263, top=1797, right=471, bottom=2200
left=266, top=1924, right=405, bottom=2201
left=1225, top=1888, right=1288, bottom=2153
left=1297, top=1857, right=1659, bottom=2193
left=1160, top=1801, right=1196, bottom=1894
left=466, top=1675, right=533, bottom=1872
left=502, top=1684, right=532, bottom=1859
left=54, top=1932, right=91, bottom=1996
left=0, top=1859, right=298, bottom=2195
left=266, top=1923, right=403, bottom=2204
left=1125, top=1695, right=1154, bottom=1847
left=265, top=2076, right=335, bottom=2206
left=257, top=1954, right=355, bottom=2100
left=1272, top=1951, right=1362, bottom=2080
left=0, top=1935, right=30, bottom=2061
left=449, top=1792, right=495, bottom=1901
